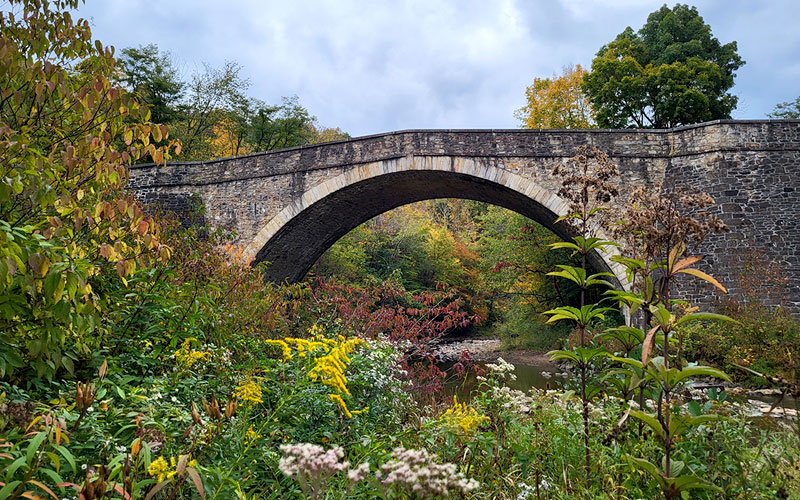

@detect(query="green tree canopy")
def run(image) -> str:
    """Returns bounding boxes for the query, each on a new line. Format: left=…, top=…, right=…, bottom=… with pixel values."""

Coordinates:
left=583, top=3, right=744, bottom=128
left=769, top=96, right=800, bottom=119
left=115, top=45, right=330, bottom=160
left=117, top=44, right=184, bottom=125
left=0, top=0, right=177, bottom=378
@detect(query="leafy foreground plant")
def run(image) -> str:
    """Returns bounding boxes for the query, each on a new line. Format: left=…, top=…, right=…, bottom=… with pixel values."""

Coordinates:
left=607, top=186, right=738, bottom=499
left=0, top=0, right=179, bottom=380
left=544, top=145, right=620, bottom=490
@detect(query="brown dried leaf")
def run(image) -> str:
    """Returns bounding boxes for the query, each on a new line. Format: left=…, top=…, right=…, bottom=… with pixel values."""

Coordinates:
left=641, top=325, right=659, bottom=368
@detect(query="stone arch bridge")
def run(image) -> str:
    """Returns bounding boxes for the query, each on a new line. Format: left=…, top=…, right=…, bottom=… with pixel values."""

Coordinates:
left=129, top=120, right=800, bottom=313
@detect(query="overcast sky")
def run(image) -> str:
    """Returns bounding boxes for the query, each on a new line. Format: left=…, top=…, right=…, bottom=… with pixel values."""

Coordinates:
left=78, top=0, right=800, bottom=137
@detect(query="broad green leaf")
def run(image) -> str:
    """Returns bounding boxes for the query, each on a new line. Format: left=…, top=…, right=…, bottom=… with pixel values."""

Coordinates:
left=629, top=410, right=664, bottom=441
left=549, top=241, right=581, bottom=252
left=548, top=350, right=579, bottom=364
left=624, top=455, right=667, bottom=489
left=670, top=474, right=724, bottom=492
left=25, top=431, right=48, bottom=466
left=56, top=446, right=76, bottom=473
left=672, top=365, right=730, bottom=385
left=675, top=312, right=737, bottom=326
left=5, top=457, right=27, bottom=483
left=0, top=481, right=22, bottom=500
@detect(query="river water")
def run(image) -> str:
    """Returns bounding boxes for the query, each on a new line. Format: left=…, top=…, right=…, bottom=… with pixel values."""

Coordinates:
left=433, top=337, right=797, bottom=418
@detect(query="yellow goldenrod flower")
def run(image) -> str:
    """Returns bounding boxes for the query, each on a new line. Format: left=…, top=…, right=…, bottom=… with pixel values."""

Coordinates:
left=148, top=456, right=177, bottom=483
left=329, top=393, right=353, bottom=419
left=234, top=377, right=263, bottom=405
left=244, top=424, right=262, bottom=445
left=441, top=396, right=488, bottom=437
left=265, top=339, right=293, bottom=361
left=174, top=338, right=212, bottom=368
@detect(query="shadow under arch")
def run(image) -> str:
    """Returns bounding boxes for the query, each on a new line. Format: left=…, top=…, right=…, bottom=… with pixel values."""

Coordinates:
left=243, top=155, right=628, bottom=288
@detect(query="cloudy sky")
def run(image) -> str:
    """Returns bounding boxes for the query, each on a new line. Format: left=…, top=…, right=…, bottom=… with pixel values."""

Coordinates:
left=79, top=0, right=799, bottom=137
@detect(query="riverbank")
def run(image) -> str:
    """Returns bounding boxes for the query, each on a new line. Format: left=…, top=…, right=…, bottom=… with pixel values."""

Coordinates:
left=433, top=335, right=797, bottom=419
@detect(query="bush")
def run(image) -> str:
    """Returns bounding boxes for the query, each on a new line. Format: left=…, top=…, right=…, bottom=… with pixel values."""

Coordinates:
left=682, top=302, right=800, bottom=385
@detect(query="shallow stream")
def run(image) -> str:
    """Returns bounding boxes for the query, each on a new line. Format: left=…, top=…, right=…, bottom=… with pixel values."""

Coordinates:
left=433, top=336, right=797, bottom=418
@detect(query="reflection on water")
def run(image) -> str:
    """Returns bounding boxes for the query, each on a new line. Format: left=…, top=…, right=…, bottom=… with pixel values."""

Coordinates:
left=439, top=358, right=564, bottom=401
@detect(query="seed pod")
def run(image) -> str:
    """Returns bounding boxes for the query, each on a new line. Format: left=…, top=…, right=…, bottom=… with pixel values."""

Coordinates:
left=225, top=398, right=237, bottom=420
left=98, top=359, right=108, bottom=381
left=191, top=402, right=203, bottom=425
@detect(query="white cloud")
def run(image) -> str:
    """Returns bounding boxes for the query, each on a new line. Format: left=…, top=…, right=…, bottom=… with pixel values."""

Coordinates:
left=81, top=0, right=800, bottom=135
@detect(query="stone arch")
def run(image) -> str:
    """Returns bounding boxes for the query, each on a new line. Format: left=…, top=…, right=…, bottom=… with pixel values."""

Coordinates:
left=244, top=155, right=628, bottom=288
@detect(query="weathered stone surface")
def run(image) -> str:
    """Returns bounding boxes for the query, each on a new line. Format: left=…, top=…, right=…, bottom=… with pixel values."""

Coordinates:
left=128, top=120, right=800, bottom=313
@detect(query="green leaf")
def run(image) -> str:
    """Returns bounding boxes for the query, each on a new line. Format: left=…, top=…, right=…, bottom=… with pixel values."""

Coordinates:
left=672, top=365, right=730, bottom=384
left=56, top=445, right=76, bottom=473
left=37, top=467, right=64, bottom=488
left=5, top=457, right=27, bottom=483
left=45, top=451, right=60, bottom=473
left=629, top=410, right=664, bottom=441
left=624, top=455, right=667, bottom=489
left=547, top=350, right=579, bottom=364
left=549, top=241, right=581, bottom=252
left=675, top=312, right=738, bottom=326
left=61, top=356, right=74, bottom=375
left=0, top=481, right=22, bottom=500
left=25, top=431, right=48, bottom=466
left=670, top=474, right=723, bottom=492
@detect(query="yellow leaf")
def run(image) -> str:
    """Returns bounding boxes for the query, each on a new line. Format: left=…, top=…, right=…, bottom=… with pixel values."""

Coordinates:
left=677, top=268, right=728, bottom=293
left=671, top=255, right=702, bottom=274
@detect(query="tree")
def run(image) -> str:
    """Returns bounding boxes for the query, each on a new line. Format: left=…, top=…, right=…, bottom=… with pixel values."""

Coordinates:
left=117, top=44, right=184, bottom=125
left=248, top=95, right=316, bottom=152
left=515, top=64, right=595, bottom=129
left=0, top=0, right=177, bottom=378
left=171, top=61, right=250, bottom=160
left=116, top=44, right=336, bottom=159
left=769, top=96, right=800, bottom=119
left=306, top=125, right=350, bottom=145
left=583, top=4, right=744, bottom=128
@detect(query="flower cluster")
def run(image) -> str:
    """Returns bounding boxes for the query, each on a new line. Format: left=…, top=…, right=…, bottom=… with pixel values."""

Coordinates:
left=440, top=396, right=488, bottom=437
left=279, top=443, right=370, bottom=497
left=265, top=333, right=369, bottom=418
left=147, top=456, right=177, bottom=483
left=174, top=338, right=212, bottom=369
left=378, top=447, right=480, bottom=496
left=492, top=386, right=535, bottom=414
left=308, top=336, right=367, bottom=396
left=278, top=443, right=350, bottom=483
left=486, top=357, right=517, bottom=381
left=264, top=339, right=293, bottom=361
left=234, top=376, right=263, bottom=404
left=244, top=424, right=262, bottom=445
left=285, top=337, right=328, bottom=358
left=148, top=455, right=198, bottom=483
left=307, top=323, right=326, bottom=336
